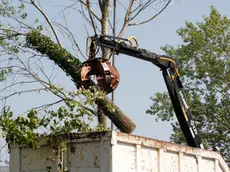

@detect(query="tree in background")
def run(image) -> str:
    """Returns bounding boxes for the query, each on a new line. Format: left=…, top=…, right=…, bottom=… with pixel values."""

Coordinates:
left=0, top=0, right=172, bottom=168
left=147, top=6, right=230, bottom=164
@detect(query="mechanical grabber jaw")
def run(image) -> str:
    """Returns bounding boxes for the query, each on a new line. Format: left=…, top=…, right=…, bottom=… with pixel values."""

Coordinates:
left=76, top=36, right=120, bottom=94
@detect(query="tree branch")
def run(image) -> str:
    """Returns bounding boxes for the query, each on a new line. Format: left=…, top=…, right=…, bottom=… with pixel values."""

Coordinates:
left=53, top=22, right=87, bottom=60
left=79, top=0, right=101, bottom=22
left=26, top=31, right=136, bottom=133
left=0, top=81, right=38, bottom=94
left=30, top=0, right=62, bottom=47
left=129, top=0, right=172, bottom=26
left=0, top=88, right=48, bottom=101
left=32, top=99, right=64, bottom=111
left=118, top=0, right=135, bottom=37
left=0, top=28, right=26, bottom=40
left=130, top=0, right=156, bottom=21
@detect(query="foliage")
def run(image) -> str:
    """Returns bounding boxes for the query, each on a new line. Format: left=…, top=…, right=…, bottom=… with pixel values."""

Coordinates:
left=26, top=31, right=82, bottom=80
left=26, top=30, right=136, bottom=134
left=0, top=86, right=107, bottom=149
left=0, top=1, right=26, bottom=84
left=146, top=6, right=230, bottom=164
left=0, top=0, right=172, bottom=170
left=0, top=68, right=12, bottom=81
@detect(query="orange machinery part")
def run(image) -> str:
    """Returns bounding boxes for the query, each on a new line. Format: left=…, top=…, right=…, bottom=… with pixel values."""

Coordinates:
left=76, top=58, right=120, bottom=94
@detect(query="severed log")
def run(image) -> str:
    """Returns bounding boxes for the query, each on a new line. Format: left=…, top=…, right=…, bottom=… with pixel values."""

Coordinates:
left=26, top=30, right=136, bottom=133
left=96, top=96, right=136, bottom=133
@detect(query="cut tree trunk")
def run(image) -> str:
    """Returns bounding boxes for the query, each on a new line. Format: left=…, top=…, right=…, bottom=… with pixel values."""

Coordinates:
left=26, top=30, right=136, bottom=133
left=96, top=96, right=136, bottom=133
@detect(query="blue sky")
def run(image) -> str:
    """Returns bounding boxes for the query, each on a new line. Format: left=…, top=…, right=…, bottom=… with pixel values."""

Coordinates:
left=1, top=0, right=230, bottom=164
left=109, top=0, right=230, bottom=140
left=4, top=0, right=230, bottom=142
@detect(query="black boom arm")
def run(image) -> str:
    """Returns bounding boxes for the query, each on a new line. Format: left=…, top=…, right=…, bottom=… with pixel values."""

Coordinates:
left=90, top=35, right=204, bottom=149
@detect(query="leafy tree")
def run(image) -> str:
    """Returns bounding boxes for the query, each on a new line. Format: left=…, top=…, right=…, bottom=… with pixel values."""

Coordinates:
left=0, top=0, right=172, bottom=169
left=147, top=6, right=230, bottom=164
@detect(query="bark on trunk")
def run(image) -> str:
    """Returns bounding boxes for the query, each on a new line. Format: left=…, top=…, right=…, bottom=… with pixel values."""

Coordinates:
left=99, top=0, right=111, bottom=128
left=96, top=96, right=136, bottom=133
left=101, top=0, right=110, bottom=60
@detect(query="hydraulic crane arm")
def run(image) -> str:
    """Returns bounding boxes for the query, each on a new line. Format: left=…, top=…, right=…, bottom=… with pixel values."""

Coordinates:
left=89, top=35, right=204, bottom=149
left=90, top=35, right=178, bottom=68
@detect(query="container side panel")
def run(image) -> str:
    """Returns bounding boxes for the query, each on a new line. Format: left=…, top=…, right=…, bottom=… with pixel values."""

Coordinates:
left=162, top=151, right=178, bottom=172
left=218, top=164, right=225, bottom=172
left=20, top=146, right=56, bottom=172
left=68, top=140, right=110, bottom=172
left=9, top=131, right=230, bottom=172
left=200, top=157, right=215, bottom=172
left=9, top=147, right=20, bottom=172
left=182, top=154, right=198, bottom=172
left=68, top=141, right=101, bottom=168
left=100, top=141, right=111, bottom=172
left=113, top=142, right=136, bottom=172
left=139, top=146, right=158, bottom=172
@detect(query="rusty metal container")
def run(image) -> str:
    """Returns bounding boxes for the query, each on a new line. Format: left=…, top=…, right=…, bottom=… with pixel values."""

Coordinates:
left=9, top=131, right=229, bottom=172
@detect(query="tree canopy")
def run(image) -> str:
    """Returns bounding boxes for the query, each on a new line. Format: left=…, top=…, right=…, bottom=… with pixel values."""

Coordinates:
left=147, top=6, right=230, bottom=165
left=0, top=0, right=172, bottom=167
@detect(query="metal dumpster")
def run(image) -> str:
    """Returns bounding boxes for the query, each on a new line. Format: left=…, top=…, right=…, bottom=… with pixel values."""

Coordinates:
left=9, top=131, right=229, bottom=172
